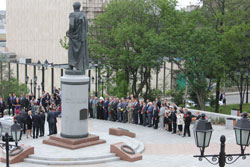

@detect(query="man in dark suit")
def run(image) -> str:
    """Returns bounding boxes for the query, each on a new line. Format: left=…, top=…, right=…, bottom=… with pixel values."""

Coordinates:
left=171, top=106, right=177, bottom=134
left=20, top=109, right=28, bottom=134
left=103, top=97, right=109, bottom=120
left=47, top=109, right=56, bottom=135
left=24, top=94, right=30, bottom=112
left=183, top=108, right=191, bottom=137
left=142, top=101, right=148, bottom=126
left=15, top=111, right=24, bottom=130
left=32, top=111, right=41, bottom=138
left=7, top=93, right=13, bottom=116
left=20, top=93, right=25, bottom=110
left=133, top=99, right=139, bottom=124
left=39, top=109, right=45, bottom=137
left=11, top=93, right=17, bottom=116
left=155, top=97, right=161, bottom=109
left=0, top=97, right=6, bottom=118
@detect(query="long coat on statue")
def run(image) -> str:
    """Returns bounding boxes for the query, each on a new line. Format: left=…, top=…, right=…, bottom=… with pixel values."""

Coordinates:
left=67, top=10, right=88, bottom=71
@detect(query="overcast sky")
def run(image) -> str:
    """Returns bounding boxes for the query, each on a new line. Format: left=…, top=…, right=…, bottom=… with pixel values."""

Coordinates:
left=0, top=0, right=200, bottom=10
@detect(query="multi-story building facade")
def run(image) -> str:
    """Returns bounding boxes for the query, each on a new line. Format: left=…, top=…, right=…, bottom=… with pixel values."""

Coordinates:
left=5, top=0, right=177, bottom=96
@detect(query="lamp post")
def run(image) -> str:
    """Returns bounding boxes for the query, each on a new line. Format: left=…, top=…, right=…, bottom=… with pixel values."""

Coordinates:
left=11, top=122, right=23, bottom=148
left=38, top=85, right=41, bottom=98
left=30, top=79, right=33, bottom=94
left=99, top=77, right=104, bottom=97
left=25, top=64, right=28, bottom=86
left=94, top=64, right=98, bottom=97
left=246, top=70, right=249, bottom=104
left=5, top=133, right=9, bottom=167
left=34, top=75, right=37, bottom=98
left=25, top=76, right=29, bottom=85
left=193, top=113, right=250, bottom=167
left=0, top=122, right=23, bottom=167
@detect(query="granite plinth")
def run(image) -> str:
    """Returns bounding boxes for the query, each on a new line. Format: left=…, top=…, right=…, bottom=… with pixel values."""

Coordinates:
left=109, top=128, right=136, bottom=138
left=1, top=145, right=34, bottom=164
left=110, top=142, right=142, bottom=162
left=43, top=134, right=106, bottom=150
left=61, top=71, right=89, bottom=138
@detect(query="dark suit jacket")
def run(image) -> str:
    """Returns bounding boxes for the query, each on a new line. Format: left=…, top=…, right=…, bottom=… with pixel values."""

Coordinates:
left=0, top=101, right=6, bottom=113
left=32, top=114, right=41, bottom=127
left=15, top=115, right=23, bottom=126
left=39, top=112, right=45, bottom=125
left=47, top=111, right=56, bottom=124
left=7, top=96, right=13, bottom=106
left=171, top=111, right=177, bottom=122
left=185, top=114, right=192, bottom=126
left=20, top=110, right=28, bottom=123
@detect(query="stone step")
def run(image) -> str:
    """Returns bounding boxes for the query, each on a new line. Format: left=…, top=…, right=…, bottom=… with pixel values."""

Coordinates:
left=49, top=134, right=100, bottom=145
left=24, top=157, right=120, bottom=165
left=43, top=138, right=106, bottom=150
left=28, top=153, right=116, bottom=161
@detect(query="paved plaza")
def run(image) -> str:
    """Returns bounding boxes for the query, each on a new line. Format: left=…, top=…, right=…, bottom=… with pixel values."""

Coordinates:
left=1, top=117, right=250, bottom=167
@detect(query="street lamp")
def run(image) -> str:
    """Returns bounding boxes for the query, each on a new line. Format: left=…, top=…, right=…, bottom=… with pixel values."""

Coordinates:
left=30, top=79, right=33, bottom=94
left=25, top=76, right=29, bottom=85
left=34, top=75, right=37, bottom=98
left=193, top=113, right=250, bottom=167
left=0, top=122, right=23, bottom=167
left=193, top=114, right=213, bottom=156
left=99, top=76, right=104, bottom=97
left=44, top=59, right=49, bottom=69
left=94, top=64, right=98, bottom=97
left=234, top=112, right=250, bottom=154
left=246, top=70, right=249, bottom=104
left=11, top=122, right=22, bottom=148
left=38, top=85, right=41, bottom=97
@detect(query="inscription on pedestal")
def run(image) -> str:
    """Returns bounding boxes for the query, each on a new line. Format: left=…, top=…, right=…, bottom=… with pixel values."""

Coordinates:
left=80, top=109, right=88, bottom=120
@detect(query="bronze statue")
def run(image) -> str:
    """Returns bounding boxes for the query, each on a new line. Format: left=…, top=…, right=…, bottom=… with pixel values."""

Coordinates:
left=67, top=2, right=88, bottom=73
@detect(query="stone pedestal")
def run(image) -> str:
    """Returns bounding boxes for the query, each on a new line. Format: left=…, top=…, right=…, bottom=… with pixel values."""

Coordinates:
left=43, top=134, right=106, bottom=150
left=1, top=145, right=34, bottom=164
left=110, top=142, right=142, bottom=162
left=109, top=128, right=136, bottom=138
left=61, top=70, right=89, bottom=138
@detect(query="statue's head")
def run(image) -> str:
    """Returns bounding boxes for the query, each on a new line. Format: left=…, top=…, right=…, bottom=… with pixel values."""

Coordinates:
left=73, top=2, right=81, bottom=11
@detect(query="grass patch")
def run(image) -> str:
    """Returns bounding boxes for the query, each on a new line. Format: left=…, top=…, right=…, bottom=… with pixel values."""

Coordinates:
left=192, top=103, right=250, bottom=115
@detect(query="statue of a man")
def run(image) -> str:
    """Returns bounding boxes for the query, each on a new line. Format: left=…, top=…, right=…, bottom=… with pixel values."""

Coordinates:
left=67, top=2, right=88, bottom=72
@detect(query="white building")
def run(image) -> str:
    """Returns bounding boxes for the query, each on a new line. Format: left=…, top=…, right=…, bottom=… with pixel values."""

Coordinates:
left=6, top=0, right=177, bottom=96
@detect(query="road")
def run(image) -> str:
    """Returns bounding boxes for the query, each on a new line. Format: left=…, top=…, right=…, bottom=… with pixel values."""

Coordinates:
left=225, top=92, right=250, bottom=104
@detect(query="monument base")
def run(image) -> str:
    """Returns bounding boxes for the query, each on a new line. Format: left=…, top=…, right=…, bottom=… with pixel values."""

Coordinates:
left=1, top=145, right=34, bottom=164
left=109, top=128, right=136, bottom=138
left=43, top=134, right=106, bottom=150
left=110, top=142, right=142, bottom=162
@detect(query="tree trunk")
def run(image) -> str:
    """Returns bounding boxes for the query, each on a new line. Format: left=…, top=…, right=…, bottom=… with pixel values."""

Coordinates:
left=215, top=78, right=221, bottom=113
left=197, top=92, right=205, bottom=111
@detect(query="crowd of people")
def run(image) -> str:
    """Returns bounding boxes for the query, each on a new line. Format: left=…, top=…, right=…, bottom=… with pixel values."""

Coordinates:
left=89, top=93, right=193, bottom=137
left=0, top=89, right=194, bottom=140
left=0, top=87, right=62, bottom=139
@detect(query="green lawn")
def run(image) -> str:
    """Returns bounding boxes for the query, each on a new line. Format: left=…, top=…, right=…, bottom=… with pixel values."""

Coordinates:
left=202, top=104, right=250, bottom=115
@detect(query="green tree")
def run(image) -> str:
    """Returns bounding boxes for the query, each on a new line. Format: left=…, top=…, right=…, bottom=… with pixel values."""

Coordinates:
left=88, top=0, right=180, bottom=98
left=170, top=9, right=219, bottom=110
left=219, top=23, right=250, bottom=112
left=201, top=0, right=250, bottom=113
